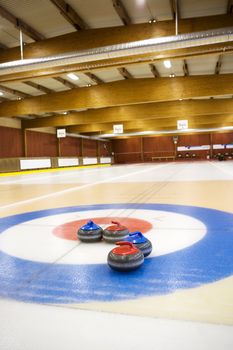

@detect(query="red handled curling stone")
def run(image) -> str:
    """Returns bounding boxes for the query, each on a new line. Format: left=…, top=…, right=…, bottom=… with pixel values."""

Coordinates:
left=107, top=241, right=144, bottom=271
left=124, top=231, right=152, bottom=257
left=103, top=220, right=129, bottom=243
left=77, top=220, right=103, bottom=242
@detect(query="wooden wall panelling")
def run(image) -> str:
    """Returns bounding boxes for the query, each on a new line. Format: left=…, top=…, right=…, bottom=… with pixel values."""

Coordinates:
left=112, top=138, right=142, bottom=163
left=82, top=138, right=98, bottom=157
left=143, top=136, right=175, bottom=161
left=211, top=132, right=233, bottom=144
left=60, top=136, right=82, bottom=157
left=178, top=133, right=210, bottom=146
left=0, top=126, right=23, bottom=158
left=26, top=130, right=57, bottom=157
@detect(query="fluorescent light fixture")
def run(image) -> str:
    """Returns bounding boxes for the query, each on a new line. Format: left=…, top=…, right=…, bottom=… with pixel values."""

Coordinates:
left=0, top=91, right=3, bottom=96
left=164, top=60, right=171, bottom=68
left=67, top=73, right=79, bottom=81
left=221, top=126, right=233, bottom=130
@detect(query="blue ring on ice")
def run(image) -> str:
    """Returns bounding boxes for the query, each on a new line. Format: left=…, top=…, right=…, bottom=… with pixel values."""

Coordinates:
left=0, top=203, right=232, bottom=304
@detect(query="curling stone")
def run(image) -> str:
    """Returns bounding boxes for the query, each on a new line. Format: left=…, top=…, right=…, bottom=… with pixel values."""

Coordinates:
left=103, top=220, right=129, bottom=243
left=124, top=231, right=152, bottom=257
left=107, top=241, right=144, bottom=271
left=77, top=220, right=103, bottom=242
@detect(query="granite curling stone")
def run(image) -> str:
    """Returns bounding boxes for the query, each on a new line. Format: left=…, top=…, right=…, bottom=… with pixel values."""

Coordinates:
left=124, top=231, right=152, bottom=257
left=103, top=220, right=129, bottom=243
left=107, top=241, right=144, bottom=271
left=77, top=220, right=103, bottom=242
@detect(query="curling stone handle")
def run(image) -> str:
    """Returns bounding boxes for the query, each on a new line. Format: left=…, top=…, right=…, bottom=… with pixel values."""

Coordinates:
left=129, top=231, right=143, bottom=237
left=111, top=220, right=120, bottom=226
left=116, top=241, right=134, bottom=248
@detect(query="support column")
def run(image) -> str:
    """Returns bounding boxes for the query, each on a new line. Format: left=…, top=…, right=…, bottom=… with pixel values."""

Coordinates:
left=22, top=128, right=27, bottom=157
left=141, top=137, right=144, bottom=162
left=209, top=133, right=213, bottom=159
left=57, top=137, right=61, bottom=157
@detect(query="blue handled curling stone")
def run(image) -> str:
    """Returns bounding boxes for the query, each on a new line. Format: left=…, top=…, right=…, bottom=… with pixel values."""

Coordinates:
left=107, top=241, right=144, bottom=271
left=124, top=231, right=152, bottom=257
left=103, top=220, right=129, bottom=243
left=77, top=220, right=103, bottom=242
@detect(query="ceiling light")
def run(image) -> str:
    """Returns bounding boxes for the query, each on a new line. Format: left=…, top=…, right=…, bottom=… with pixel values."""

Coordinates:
left=169, top=73, right=175, bottom=78
left=0, top=91, right=3, bottom=96
left=149, top=19, right=156, bottom=23
left=67, top=73, right=79, bottom=81
left=63, top=111, right=68, bottom=115
left=136, top=0, right=146, bottom=6
left=179, top=98, right=183, bottom=101
left=164, top=60, right=172, bottom=68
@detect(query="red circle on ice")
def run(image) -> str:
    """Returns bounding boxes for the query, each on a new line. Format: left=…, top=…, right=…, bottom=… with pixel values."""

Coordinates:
left=53, top=217, right=152, bottom=241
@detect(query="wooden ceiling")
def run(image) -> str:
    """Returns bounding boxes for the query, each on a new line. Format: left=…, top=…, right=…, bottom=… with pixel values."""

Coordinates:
left=0, top=0, right=232, bottom=137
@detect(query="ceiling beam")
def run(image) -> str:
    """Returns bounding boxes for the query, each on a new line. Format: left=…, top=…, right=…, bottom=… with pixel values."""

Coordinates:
left=183, top=59, right=189, bottom=76
left=112, top=0, right=131, bottom=25
left=0, top=4, right=45, bottom=41
left=1, top=14, right=231, bottom=65
left=84, top=72, right=104, bottom=84
left=118, top=67, right=133, bottom=79
left=24, top=81, right=54, bottom=94
left=21, top=98, right=233, bottom=129
left=2, top=75, right=233, bottom=118
left=54, top=77, right=78, bottom=89
left=0, top=84, right=30, bottom=99
left=67, top=114, right=233, bottom=133
left=50, top=0, right=88, bottom=30
left=149, top=63, right=160, bottom=78
left=215, top=54, right=223, bottom=74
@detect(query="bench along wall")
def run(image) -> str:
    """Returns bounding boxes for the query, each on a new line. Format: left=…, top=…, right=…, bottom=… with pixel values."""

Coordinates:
left=112, top=132, right=233, bottom=163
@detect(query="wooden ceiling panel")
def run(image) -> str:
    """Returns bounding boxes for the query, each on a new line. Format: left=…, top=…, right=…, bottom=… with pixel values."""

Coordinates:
left=125, top=64, right=154, bottom=79
left=220, top=53, right=233, bottom=74
left=187, top=55, right=220, bottom=75
left=0, top=82, right=43, bottom=96
left=28, top=77, right=70, bottom=91
left=178, top=0, right=228, bottom=18
left=90, top=69, right=124, bottom=83
left=67, top=0, right=123, bottom=28
left=123, top=0, right=173, bottom=22
left=0, top=0, right=75, bottom=39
